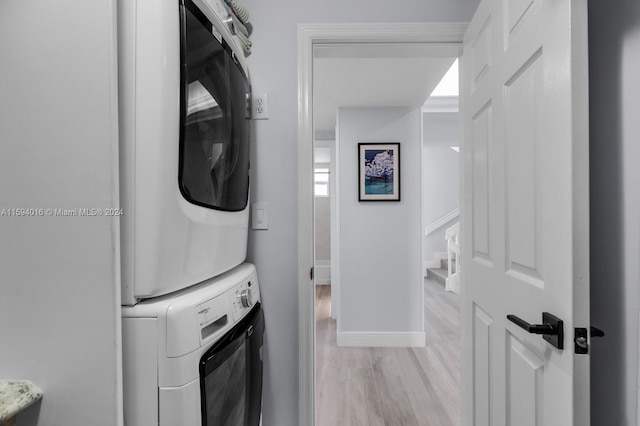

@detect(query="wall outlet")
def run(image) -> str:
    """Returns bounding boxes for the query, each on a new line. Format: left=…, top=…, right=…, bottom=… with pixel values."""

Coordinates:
left=252, top=93, right=269, bottom=120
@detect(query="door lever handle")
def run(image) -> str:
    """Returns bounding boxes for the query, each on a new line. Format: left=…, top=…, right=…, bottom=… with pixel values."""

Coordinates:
left=507, top=312, right=564, bottom=350
left=507, top=315, right=557, bottom=335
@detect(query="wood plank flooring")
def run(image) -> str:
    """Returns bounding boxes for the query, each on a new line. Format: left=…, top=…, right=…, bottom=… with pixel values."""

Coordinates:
left=315, top=278, right=461, bottom=426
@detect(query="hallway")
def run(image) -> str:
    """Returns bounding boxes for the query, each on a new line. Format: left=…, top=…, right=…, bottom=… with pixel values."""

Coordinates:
left=315, top=277, right=461, bottom=426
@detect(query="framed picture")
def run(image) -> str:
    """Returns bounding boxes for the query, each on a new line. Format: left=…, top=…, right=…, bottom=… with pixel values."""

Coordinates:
left=358, top=142, right=400, bottom=201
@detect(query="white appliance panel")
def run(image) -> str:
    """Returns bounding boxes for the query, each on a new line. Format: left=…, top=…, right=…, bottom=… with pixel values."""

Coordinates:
left=122, top=264, right=261, bottom=426
left=118, top=0, right=251, bottom=304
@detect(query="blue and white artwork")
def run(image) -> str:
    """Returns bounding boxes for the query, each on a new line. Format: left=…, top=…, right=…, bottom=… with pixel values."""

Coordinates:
left=359, top=143, right=400, bottom=201
left=364, top=149, right=394, bottom=194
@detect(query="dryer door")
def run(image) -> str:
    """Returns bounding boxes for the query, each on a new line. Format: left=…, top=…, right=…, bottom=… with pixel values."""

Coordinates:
left=179, top=0, right=251, bottom=212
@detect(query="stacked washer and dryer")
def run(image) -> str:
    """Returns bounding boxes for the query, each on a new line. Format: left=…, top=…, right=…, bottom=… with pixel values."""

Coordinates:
left=118, top=0, right=263, bottom=425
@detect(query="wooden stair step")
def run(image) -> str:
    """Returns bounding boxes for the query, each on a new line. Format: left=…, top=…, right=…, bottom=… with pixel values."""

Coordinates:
left=426, top=267, right=448, bottom=286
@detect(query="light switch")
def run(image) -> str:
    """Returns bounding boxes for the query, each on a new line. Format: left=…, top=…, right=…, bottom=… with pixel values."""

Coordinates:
left=252, top=202, right=269, bottom=230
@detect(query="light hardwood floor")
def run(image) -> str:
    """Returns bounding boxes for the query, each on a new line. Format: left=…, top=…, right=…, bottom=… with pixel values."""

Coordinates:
left=315, top=278, right=461, bottom=426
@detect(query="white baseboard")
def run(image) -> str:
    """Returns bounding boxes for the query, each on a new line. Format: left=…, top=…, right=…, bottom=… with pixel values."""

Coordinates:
left=336, top=331, right=426, bottom=347
left=315, top=260, right=331, bottom=285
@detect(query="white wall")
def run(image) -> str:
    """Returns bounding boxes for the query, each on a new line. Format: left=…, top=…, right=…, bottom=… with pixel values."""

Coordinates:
left=314, top=142, right=332, bottom=264
left=314, top=159, right=332, bottom=286
left=588, top=1, right=640, bottom=424
left=0, top=2, right=122, bottom=426
left=422, top=110, right=460, bottom=146
left=422, top=111, right=460, bottom=258
left=422, top=147, right=460, bottom=256
left=244, top=1, right=478, bottom=422
left=314, top=197, right=331, bottom=262
left=335, top=107, right=422, bottom=336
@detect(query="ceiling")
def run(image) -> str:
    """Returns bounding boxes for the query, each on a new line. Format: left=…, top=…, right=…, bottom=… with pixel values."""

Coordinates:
left=312, top=43, right=458, bottom=134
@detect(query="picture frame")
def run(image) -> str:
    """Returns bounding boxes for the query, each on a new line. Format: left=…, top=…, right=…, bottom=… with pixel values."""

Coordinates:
left=358, top=142, right=400, bottom=201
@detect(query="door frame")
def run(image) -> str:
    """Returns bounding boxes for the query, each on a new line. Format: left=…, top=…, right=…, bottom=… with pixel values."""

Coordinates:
left=297, top=22, right=468, bottom=426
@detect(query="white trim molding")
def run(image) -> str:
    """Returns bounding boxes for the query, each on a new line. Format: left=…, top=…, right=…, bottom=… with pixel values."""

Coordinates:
left=314, top=260, right=331, bottom=285
left=424, top=207, right=460, bottom=236
left=337, top=331, right=426, bottom=348
left=298, top=22, right=467, bottom=426
left=422, top=95, right=459, bottom=113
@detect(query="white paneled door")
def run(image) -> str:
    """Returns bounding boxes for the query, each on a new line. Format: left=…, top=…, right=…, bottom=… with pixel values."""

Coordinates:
left=460, top=0, right=590, bottom=425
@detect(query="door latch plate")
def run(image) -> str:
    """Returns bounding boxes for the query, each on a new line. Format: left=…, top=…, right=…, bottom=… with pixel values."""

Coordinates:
left=575, top=327, right=588, bottom=354
left=574, top=326, right=605, bottom=354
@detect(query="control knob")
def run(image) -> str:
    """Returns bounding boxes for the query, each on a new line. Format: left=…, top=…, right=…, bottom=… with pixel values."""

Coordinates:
left=240, top=288, right=253, bottom=308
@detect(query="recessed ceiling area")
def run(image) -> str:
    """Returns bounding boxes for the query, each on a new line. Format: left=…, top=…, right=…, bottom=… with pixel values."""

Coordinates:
left=312, top=43, right=459, bottom=134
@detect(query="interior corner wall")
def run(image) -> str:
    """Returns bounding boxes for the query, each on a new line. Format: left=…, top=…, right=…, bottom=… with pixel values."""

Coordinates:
left=314, top=157, right=332, bottom=274
left=422, top=146, right=460, bottom=257
left=0, top=1, right=122, bottom=426
left=314, top=195, right=331, bottom=263
left=335, top=107, right=422, bottom=334
left=314, top=142, right=335, bottom=271
left=243, top=0, right=479, bottom=423
left=422, top=111, right=460, bottom=259
left=588, top=0, right=640, bottom=424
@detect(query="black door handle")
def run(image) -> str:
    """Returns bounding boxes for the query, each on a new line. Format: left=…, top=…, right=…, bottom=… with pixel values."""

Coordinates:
left=507, top=312, right=564, bottom=350
left=590, top=326, right=605, bottom=338
left=506, top=315, right=557, bottom=335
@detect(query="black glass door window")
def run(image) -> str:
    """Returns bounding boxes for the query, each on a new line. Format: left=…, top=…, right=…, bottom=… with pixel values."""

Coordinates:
left=202, top=338, right=247, bottom=425
left=200, top=304, right=264, bottom=426
left=179, top=0, right=250, bottom=211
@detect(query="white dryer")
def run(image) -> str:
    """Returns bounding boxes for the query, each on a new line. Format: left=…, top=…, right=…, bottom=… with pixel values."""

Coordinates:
left=122, top=263, right=264, bottom=426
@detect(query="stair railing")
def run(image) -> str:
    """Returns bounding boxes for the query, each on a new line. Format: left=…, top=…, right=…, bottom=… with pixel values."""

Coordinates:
left=445, top=222, right=460, bottom=293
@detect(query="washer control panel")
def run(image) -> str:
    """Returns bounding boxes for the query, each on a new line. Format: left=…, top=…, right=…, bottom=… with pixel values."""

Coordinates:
left=240, top=288, right=253, bottom=308
left=230, top=279, right=257, bottom=322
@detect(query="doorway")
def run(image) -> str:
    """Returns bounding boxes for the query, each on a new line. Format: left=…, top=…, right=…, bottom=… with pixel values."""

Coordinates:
left=312, top=54, right=462, bottom=425
left=298, top=23, right=467, bottom=425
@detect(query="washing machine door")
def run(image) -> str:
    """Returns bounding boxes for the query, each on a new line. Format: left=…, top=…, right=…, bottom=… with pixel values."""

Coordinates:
left=199, top=303, right=264, bottom=426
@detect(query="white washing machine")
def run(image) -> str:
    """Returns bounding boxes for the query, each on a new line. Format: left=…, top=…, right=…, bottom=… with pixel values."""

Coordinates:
left=122, top=263, right=264, bottom=426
